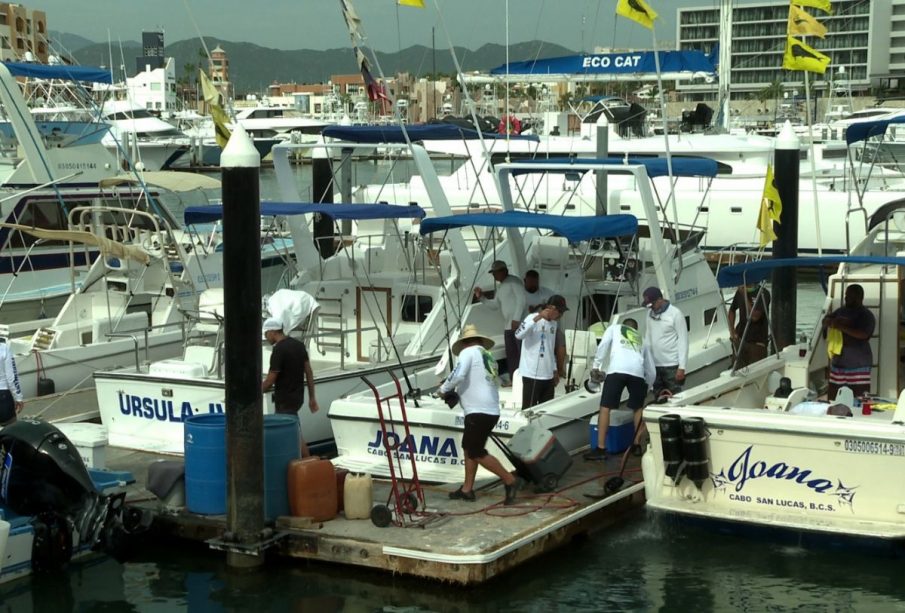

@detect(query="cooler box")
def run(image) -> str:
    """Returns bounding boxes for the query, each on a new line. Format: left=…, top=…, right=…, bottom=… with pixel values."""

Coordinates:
left=589, top=410, right=634, bottom=453
left=55, top=423, right=107, bottom=469
left=507, top=423, right=572, bottom=491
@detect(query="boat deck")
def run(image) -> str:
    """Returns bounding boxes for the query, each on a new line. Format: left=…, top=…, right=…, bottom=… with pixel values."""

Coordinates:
left=104, top=445, right=644, bottom=585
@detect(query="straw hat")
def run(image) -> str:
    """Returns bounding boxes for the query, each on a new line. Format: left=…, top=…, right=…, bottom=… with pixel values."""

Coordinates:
left=451, top=324, right=495, bottom=356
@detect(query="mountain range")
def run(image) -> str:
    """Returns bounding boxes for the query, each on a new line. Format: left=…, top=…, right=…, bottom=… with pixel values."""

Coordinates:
left=48, top=31, right=575, bottom=95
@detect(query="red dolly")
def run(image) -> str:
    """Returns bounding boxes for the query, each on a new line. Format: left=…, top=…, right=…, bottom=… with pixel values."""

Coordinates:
left=360, top=373, right=429, bottom=528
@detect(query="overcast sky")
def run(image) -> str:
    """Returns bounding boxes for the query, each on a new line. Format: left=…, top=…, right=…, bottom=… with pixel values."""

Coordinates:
left=37, top=0, right=751, bottom=53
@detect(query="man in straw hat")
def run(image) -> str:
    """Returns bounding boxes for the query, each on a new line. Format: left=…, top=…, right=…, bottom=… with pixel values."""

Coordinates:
left=261, top=317, right=319, bottom=456
left=438, top=324, right=522, bottom=505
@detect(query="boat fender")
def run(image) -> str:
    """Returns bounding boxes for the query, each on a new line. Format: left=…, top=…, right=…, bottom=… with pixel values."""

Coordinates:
left=658, top=414, right=684, bottom=484
left=37, top=377, right=55, bottom=397
left=641, top=445, right=657, bottom=501
left=680, top=417, right=710, bottom=491
left=31, top=511, right=72, bottom=573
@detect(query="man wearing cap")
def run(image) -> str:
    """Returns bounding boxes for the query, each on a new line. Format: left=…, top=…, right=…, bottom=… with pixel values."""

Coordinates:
left=515, top=295, right=568, bottom=409
left=474, top=260, right=526, bottom=382
left=261, top=318, right=319, bottom=456
left=439, top=324, right=522, bottom=505
left=642, top=287, right=688, bottom=401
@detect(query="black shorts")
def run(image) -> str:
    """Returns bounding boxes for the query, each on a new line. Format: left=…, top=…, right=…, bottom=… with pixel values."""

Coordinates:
left=461, top=412, right=499, bottom=459
left=600, top=372, right=648, bottom=411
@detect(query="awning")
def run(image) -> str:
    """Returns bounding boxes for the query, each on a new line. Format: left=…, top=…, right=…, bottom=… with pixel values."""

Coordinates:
left=506, top=157, right=719, bottom=179
left=3, top=61, right=113, bottom=84
left=485, top=51, right=716, bottom=83
left=323, top=124, right=539, bottom=143
left=184, top=202, right=427, bottom=225
left=845, top=115, right=905, bottom=145
left=99, top=171, right=222, bottom=192
left=419, top=211, right=637, bottom=243
left=716, top=256, right=905, bottom=288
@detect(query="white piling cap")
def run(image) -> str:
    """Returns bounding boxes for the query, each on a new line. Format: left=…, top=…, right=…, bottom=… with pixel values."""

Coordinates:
left=775, top=120, right=800, bottom=151
left=221, top=124, right=261, bottom=169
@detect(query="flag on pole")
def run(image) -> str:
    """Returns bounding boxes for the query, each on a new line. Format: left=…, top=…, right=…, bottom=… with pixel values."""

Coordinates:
left=788, top=4, right=827, bottom=38
left=616, top=0, right=658, bottom=30
left=793, top=0, right=833, bottom=15
left=757, top=164, right=782, bottom=247
left=338, top=0, right=363, bottom=42
left=199, top=69, right=231, bottom=148
left=398, top=0, right=425, bottom=6
left=356, top=48, right=389, bottom=102
left=783, top=36, right=830, bottom=74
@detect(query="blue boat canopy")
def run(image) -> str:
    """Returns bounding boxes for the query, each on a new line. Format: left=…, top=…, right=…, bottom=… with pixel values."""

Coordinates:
left=506, top=157, right=719, bottom=179
left=419, top=211, right=637, bottom=243
left=489, top=51, right=716, bottom=81
left=3, top=61, right=113, bottom=84
left=323, top=124, right=539, bottom=143
left=184, top=202, right=426, bottom=225
left=845, top=115, right=905, bottom=145
left=717, top=256, right=905, bottom=288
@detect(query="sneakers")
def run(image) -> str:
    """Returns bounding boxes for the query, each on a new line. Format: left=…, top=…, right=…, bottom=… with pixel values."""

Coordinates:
left=503, top=477, right=523, bottom=506
left=449, top=487, right=476, bottom=502
left=583, top=447, right=607, bottom=461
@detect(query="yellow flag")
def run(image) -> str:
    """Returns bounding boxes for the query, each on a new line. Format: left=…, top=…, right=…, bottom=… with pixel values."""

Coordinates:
left=398, top=0, right=425, bottom=6
left=757, top=164, right=782, bottom=247
left=788, top=4, right=827, bottom=38
left=616, top=0, right=658, bottom=30
left=199, top=69, right=232, bottom=149
left=783, top=36, right=830, bottom=74
left=794, top=0, right=832, bottom=15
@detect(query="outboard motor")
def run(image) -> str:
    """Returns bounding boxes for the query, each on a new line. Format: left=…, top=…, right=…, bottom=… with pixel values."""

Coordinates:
left=658, top=414, right=684, bottom=483
left=774, top=377, right=793, bottom=399
left=0, top=419, right=144, bottom=571
left=680, top=417, right=710, bottom=490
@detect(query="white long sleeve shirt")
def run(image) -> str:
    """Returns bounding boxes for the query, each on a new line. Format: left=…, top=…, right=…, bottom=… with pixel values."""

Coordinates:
left=0, top=344, right=22, bottom=402
left=593, top=324, right=656, bottom=386
left=439, top=345, right=500, bottom=416
left=523, top=285, right=554, bottom=316
left=514, top=313, right=558, bottom=380
left=481, top=275, right=526, bottom=327
left=643, top=304, right=689, bottom=370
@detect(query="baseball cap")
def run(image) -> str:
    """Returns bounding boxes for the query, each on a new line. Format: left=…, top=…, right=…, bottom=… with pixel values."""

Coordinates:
left=262, top=317, right=283, bottom=333
left=488, top=260, right=508, bottom=273
left=642, top=286, right=663, bottom=306
left=547, top=295, right=569, bottom=312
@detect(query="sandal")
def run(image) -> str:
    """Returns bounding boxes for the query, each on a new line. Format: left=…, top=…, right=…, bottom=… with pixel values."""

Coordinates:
left=448, top=487, right=476, bottom=502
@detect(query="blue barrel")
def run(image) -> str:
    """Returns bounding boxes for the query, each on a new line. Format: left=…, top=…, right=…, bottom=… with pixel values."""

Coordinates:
left=184, top=414, right=227, bottom=515
left=263, top=414, right=301, bottom=520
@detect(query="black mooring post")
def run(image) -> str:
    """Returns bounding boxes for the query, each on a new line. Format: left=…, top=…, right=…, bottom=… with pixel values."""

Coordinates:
left=312, top=145, right=335, bottom=258
left=771, top=121, right=800, bottom=350
left=222, top=125, right=264, bottom=568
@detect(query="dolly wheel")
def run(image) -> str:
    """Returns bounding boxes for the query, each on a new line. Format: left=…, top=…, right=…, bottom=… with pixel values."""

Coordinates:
left=403, top=492, right=419, bottom=513
left=370, top=504, right=393, bottom=528
left=541, top=473, right=559, bottom=492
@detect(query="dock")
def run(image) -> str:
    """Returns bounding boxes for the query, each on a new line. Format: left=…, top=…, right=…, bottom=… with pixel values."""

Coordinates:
left=103, top=445, right=644, bottom=585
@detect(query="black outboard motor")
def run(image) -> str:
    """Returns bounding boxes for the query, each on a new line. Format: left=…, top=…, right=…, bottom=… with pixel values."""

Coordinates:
left=680, top=417, right=710, bottom=490
left=658, top=414, right=684, bottom=483
left=0, top=419, right=144, bottom=571
left=774, top=377, right=793, bottom=399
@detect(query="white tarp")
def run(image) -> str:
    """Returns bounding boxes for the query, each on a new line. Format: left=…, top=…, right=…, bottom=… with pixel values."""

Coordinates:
left=266, top=289, right=320, bottom=334
left=99, top=171, right=221, bottom=192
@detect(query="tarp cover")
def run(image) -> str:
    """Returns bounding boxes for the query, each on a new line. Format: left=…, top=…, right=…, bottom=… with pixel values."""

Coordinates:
left=3, top=61, right=113, bottom=84
left=717, top=256, right=905, bottom=288
left=184, top=202, right=426, bottom=225
left=845, top=115, right=905, bottom=145
left=99, top=171, right=222, bottom=192
left=0, top=223, right=149, bottom=264
left=490, top=51, right=716, bottom=78
left=505, top=157, right=719, bottom=179
left=323, top=124, right=539, bottom=143
left=267, top=289, right=320, bottom=335
left=419, top=211, right=638, bottom=242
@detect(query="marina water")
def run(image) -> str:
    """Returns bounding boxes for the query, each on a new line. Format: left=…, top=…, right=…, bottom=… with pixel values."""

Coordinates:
left=2, top=168, right=863, bottom=610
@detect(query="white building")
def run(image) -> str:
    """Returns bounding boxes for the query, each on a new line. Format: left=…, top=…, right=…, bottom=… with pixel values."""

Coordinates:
left=676, top=1, right=891, bottom=99
left=128, top=56, right=177, bottom=113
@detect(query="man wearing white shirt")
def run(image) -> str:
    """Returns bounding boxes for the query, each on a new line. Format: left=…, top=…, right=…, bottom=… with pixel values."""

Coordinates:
left=523, top=270, right=554, bottom=315
left=474, top=260, right=526, bottom=381
left=515, top=295, right=568, bottom=409
left=641, top=286, right=688, bottom=401
left=0, top=342, right=23, bottom=425
left=583, top=318, right=655, bottom=461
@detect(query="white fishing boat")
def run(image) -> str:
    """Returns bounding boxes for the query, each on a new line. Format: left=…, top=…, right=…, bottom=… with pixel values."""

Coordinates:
left=641, top=199, right=905, bottom=547
left=328, top=157, right=734, bottom=483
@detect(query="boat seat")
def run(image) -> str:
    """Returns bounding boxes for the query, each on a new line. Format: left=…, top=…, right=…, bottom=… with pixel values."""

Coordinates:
left=781, top=387, right=810, bottom=412
left=835, top=386, right=855, bottom=411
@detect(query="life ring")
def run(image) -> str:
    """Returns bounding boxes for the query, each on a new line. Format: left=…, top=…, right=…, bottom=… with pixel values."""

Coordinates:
left=498, top=114, right=521, bottom=135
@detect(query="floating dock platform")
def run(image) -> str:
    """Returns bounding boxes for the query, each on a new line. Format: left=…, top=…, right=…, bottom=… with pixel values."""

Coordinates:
left=104, top=446, right=643, bottom=585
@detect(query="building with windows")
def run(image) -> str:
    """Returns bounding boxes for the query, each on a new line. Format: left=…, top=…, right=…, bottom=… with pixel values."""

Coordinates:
left=0, top=3, right=47, bottom=63
left=676, top=1, right=890, bottom=99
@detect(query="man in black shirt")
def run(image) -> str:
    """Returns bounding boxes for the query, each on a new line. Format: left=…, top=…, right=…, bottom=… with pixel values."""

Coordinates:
left=728, top=284, right=771, bottom=368
left=261, top=318, right=319, bottom=456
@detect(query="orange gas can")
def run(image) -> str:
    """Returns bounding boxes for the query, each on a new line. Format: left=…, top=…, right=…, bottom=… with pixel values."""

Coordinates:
left=287, top=457, right=337, bottom=521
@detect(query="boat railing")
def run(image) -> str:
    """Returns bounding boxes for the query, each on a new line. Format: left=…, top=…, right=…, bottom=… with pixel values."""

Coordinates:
left=105, top=319, right=186, bottom=372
